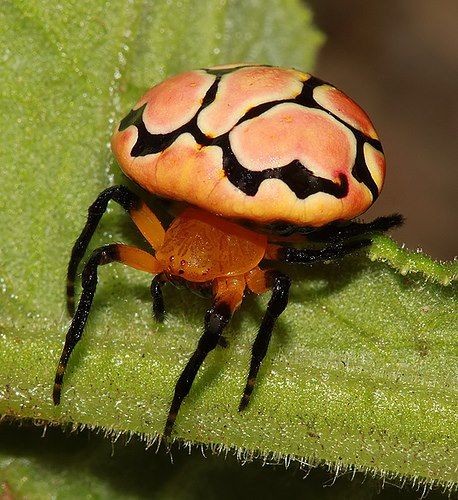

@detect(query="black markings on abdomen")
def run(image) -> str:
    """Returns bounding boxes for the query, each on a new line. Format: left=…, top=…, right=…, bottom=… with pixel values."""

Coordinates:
left=351, top=136, right=380, bottom=202
left=297, top=77, right=383, bottom=201
left=119, top=66, right=379, bottom=202
left=118, top=77, right=221, bottom=156
left=217, top=135, right=348, bottom=199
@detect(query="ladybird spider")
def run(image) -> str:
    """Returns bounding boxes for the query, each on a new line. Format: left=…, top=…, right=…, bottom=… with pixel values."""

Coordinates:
left=53, top=64, right=403, bottom=438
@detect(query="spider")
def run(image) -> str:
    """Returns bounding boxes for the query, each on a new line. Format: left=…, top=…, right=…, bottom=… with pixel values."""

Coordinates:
left=53, top=64, right=403, bottom=438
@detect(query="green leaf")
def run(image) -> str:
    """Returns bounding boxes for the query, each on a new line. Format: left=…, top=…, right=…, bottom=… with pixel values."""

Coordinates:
left=0, top=0, right=456, bottom=496
left=0, top=424, right=449, bottom=499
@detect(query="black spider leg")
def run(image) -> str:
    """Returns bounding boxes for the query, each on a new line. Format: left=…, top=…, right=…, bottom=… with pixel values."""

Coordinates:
left=164, top=301, right=232, bottom=438
left=54, top=244, right=120, bottom=405
left=304, top=213, right=405, bottom=243
left=239, top=272, right=291, bottom=411
left=66, top=185, right=141, bottom=316
left=271, top=238, right=372, bottom=264
left=150, top=273, right=169, bottom=322
left=262, top=213, right=404, bottom=239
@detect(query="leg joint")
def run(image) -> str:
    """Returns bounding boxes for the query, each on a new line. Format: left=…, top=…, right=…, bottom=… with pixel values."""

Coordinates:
left=269, top=272, right=291, bottom=311
left=205, top=302, right=231, bottom=332
left=88, top=185, right=139, bottom=215
left=81, top=244, right=118, bottom=286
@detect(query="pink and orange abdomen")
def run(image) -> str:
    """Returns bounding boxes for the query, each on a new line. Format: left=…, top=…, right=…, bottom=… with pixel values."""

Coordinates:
left=112, top=64, right=386, bottom=228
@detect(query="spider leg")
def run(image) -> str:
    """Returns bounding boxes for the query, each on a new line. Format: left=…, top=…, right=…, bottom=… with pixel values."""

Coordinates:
left=265, top=238, right=371, bottom=264
left=164, top=276, right=245, bottom=438
left=303, top=213, right=404, bottom=242
left=54, top=244, right=163, bottom=406
left=265, top=210, right=404, bottom=263
left=239, top=268, right=291, bottom=411
left=150, top=273, right=168, bottom=322
left=67, top=185, right=166, bottom=316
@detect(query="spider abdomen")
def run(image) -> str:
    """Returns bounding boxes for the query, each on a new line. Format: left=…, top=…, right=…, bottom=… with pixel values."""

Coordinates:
left=112, top=64, right=385, bottom=228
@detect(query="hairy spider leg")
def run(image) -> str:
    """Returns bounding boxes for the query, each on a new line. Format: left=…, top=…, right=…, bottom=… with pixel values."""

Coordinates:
left=239, top=268, right=291, bottom=411
left=54, top=243, right=163, bottom=405
left=66, top=185, right=166, bottom=316
left=305, top=213, right=404, bottom=242
left=264, top=238, right=372, bottom=263
left=164, top=276, right=246, bottom=438
left=150, top=273, right=168, bottom=322
left=264, top=212, right=404, bottom=263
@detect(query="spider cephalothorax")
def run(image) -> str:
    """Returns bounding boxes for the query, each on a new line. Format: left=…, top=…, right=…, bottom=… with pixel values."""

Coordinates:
left=53, top=64, right=402, bottom=438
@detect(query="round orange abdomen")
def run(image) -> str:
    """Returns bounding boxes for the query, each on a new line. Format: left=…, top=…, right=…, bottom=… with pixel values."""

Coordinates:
left=112, top=64, right=386, bottom=229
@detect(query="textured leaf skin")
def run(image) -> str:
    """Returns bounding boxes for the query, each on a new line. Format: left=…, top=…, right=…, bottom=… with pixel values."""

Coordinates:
left=1, top=0, right=457, bottom=496
left=0, top=425, right=450, bottom=499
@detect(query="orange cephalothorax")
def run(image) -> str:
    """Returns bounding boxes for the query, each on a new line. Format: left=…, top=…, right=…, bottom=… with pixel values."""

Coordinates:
left=155, top=207, right=267, bottom=282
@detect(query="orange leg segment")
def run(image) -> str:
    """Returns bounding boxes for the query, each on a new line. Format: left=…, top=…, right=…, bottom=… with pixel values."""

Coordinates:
left=54, top=243, right=164, bottom=406
left=116, top=245, right=164, bottom=274
left=130, top=200, right=165, bottom=249
left=245, top=266, right=271, bottom=294
left=212, top=276, right=246, bottom=311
